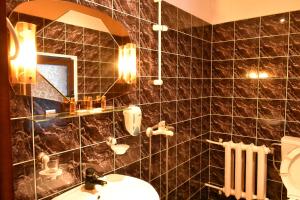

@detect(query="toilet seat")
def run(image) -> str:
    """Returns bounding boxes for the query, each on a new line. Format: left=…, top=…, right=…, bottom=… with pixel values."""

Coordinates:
left=280, top=148, right=300, bottom=200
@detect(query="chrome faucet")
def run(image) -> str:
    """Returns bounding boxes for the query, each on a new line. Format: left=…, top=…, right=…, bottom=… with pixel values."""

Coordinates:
left=146, top=121, right=175, bottom=137
left=84, top=168, right=107, bottom=190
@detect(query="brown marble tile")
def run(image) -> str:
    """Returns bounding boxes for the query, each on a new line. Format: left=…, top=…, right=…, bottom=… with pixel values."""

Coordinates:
left=191, top=79, right=202, bottom=98
left=177, top=100, right=191, bottom=122
left=178, top=56, right=191, bottom=77
left=177, top=78, right=191, bottom=100
left=261, top=13, right=289, bottom=36
left=191, top=58, right=202, bottom=78
left=235, top=18, right=260, bottom=39
left=177, top=120, right=191, bottom=144
left=234, top=79, right=258, bottom=98
left=44, top=21, right=65, bottom=40
left=44, top=38, right=65, bottom=54
left=140, top=49, right=158, bottom=77
left=140, top=20, right=157, bottom=50
left=259, top=79, right=286, bottom=99
left=113, top=0, right=139, bottom=17
left=260, top=35, right=288, bottom=57
left=162, top=29, right=178, bottom=54
left=84, top=28, right=99, bottom=45
left=178, top=8, right=192, bottom=34
left=257, top=119, right=284, bottom=140
left=213, top=22, right=234, bottom=42
left=66, top=24, right=83, bottom=43
left=66, top=42, right=83, bottom=60
left=212, top=41, right=234, bottom=60
left=286, top=100, right=300, bottom=122
left=291, top=11, right=300, bottom=33
left=212, top=79, right=233, bottom=97
left=161, top=1, right=177, bottom=30
left=233, top=98, right=257, bottom=118
left=192, top=16, right=204, bottom=39
left=191, top=98, right=202, bottom=118
left=161, top=78, right=177, bottom=102
left=233, top=117, right=256, bottom=137
left=211, top=97, right=232, bottom=115
left=211, top=115, right=232, bottom=133
left=290, top=33, right=300, bottom=56
left=289, top=56, right=300, bottom=78
left=234, top=59, right=258, bottom=78
left=286, top=121, right=300, bottom=137
left=259, top=57, right=287, bottom=78
left=212, top=60, right=233, bottom=78
left=258, top=100, right=285, bottom=120
left=288, top=79, right=300, bottom=100
left=235, top=38, right=259, bottom=59
left=140, top=0, right=157, bottom=23
left=202, top=40, right=211, bottom=60
left=161, top=101, right=177, bottom=124
left=162, top=53, right=177, bottom=77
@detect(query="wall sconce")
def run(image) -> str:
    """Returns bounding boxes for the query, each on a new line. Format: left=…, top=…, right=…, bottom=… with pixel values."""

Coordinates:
left=10, top=22, right=37, bottom=84
left=118, top=43, right=137, bottom=84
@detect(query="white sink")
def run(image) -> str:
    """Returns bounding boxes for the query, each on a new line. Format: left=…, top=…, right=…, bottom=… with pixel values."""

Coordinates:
left=53, top=174, right=160, bottom=200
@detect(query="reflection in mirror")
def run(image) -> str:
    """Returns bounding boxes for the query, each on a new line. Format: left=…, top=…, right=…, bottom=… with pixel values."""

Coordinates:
left=9, top=0, right=137, bottom=115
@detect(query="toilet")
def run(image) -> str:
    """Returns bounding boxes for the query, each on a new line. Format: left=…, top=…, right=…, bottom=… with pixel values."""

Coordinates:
left=280, top=136, right=300, bottom=200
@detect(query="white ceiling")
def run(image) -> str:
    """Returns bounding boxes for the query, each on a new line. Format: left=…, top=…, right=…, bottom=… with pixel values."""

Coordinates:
left=165, top=0, right=300, bottom=24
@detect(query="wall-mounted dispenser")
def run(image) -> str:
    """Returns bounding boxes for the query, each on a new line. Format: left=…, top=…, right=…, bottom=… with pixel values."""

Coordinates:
left=123, top=105, right=142, bottom=136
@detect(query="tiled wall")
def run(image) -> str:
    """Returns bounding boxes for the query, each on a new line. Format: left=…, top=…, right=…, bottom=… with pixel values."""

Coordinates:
left=7, top=0, right=212, bottom=200
left=208, top=11, right=300, bottom=200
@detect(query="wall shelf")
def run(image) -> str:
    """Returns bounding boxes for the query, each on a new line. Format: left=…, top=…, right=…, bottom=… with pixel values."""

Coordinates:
left=28, top=106, right=128, bottom=122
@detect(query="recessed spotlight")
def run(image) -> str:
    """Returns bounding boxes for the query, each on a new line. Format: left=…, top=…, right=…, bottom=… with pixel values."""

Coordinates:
left=280, top=18, right=286, bottom=24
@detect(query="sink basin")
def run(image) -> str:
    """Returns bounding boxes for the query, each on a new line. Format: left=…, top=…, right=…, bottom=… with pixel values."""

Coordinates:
left=52, top=174, right=159, bottom=200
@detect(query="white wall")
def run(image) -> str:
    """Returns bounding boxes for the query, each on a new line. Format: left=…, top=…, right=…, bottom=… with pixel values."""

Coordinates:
left=165, top=0, right=300, bottom=24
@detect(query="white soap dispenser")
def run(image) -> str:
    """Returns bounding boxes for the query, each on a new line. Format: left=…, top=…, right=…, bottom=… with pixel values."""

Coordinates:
left=123, top=105, right=142, bottom=136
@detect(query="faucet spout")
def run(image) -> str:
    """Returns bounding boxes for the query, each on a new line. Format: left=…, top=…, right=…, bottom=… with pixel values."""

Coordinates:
left=84, top=168, right=107, bottom=190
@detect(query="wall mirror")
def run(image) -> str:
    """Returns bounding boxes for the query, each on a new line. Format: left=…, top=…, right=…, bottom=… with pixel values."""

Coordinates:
left=9, top=0, right=136, bottom=114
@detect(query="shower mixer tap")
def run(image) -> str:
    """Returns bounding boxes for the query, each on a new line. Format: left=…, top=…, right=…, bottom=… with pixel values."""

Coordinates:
left=146, top=121, right=174, bottom=137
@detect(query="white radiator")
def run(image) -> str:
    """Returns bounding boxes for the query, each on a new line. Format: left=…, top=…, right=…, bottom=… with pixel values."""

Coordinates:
left=205, top=140, right=271, bottom=200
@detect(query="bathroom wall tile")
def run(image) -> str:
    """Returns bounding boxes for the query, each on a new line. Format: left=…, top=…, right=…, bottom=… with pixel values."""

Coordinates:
left=191, top=98, right=202, bottom=118
left=13, top=162, right=35, bottom=200
left=66, top=24, right=83, bottom=43
left=211, top=97, right=232, bottom=115
left=191, top=117, right=202, bottom=138
left=177, top=142, right=190, bottom=164
left=212, top=79, right=233, bottom=97
left=210, top=166, right=224, bottom=186
left=211, top=115, right=232, bottom=133
left=233, top=117, right=256, bottom=137
left=44, top=21, right=65, bottom=40
left=178, top=56, right=191, bottom=77
left=260, top=35, right=288, bottom=57
left=66, top=42, right=83, bottom=60
left=203, top=24, right=213, bottom=42
left=190, top=174, right=200, bottom=198
left=266, top=180, right=284, bottom=200
left=235, top=38, right=259, bottom=59
left=233, top=98, right=257, bottom=117
left=115, top=136, right=140, bottom=168
left=289, top=56, right=300, bottom=78
left=290, top=33, right=300, bottom=56
left=212, top=60, right=233, bottom=78
left=100, top=32, right=117, bottom=48
left=235, top=18, right=260, bottom=39
left=258, top=79, right=286, bottom=99
left=140, top=77, right=160, bottom=104
left=141, top=103, right=160, bottom=132
left=286, top=121, right=300, bottom=137
left=234, top=59, right=258, bottom=78
left=140, top=20, right=157, bottom=50
left=257, top=119, right=284, bottom=140
left=140, top=49, right=158, bottom=77
left=34, top=118, right=80, bottom=155
left=191, top=79, right=202, bottom=98
left=261, top=13, right=289, bottom=36
left=82, top=142, right=114, bottom=174
left=213, top=22, right=234, bottom=42
left=202, top=79, right=211, bottom=97
left=161, top=78, right=177, bottom=102
left=191, top=58, right=202, bottom=78
left=203, top=60, right=211, bottom=78
left=116, top=160, right=140, bottom=178
left=113, top=0, right=139, bottom=17
left=85, top=77, right=100, bottom=93
left=84, top=28, right=99, bottom=45
left=177, top=180, right=190, bottom=200
left=161, top=1, right=177, bottom=30
left=212, top=41, right=234, bottom=60
left=81, top=113, right=113, bottom=146
left=140, top=0, right=157, bottom=23
left=178, top=8, right=192, bottom=34
left=161, top=101, right=177, bottom=124
left=192, top=16, right=204, bottom=39
left=287, top=79, right=300, bottom=100
left=177, top=162, right=190, bottom=185
left=258, top=100, right=285, bottom=120
left=192, top=37, right=203, bottom=58
left=44, top=38, right=65, bottom=54
left=177, top=100, right=191, bottom=122
left=177, top=120, right=191, bottom=144
left=85, top=61, right=100, bottom=77
left=201, top=97, right=210, bottom=116
left=11, top=119, right=33, bottom=163
left=36, top=150, right=80, bottom=199
left=177, top=78, right=189, bottom=100
left=162, top=29, right=178, bottom=54
left=162, top=53, right=177, bottom=77
left=259, top=57, right=287, bottom=78
left=234, top=79, right=258, bottom=98
left=290, top=11, right=300, bottom=33
left=286, top=100, right=300, bottom=121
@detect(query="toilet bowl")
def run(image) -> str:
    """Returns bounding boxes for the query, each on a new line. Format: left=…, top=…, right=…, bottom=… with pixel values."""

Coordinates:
left=280, top=136, right=300, bottom=200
